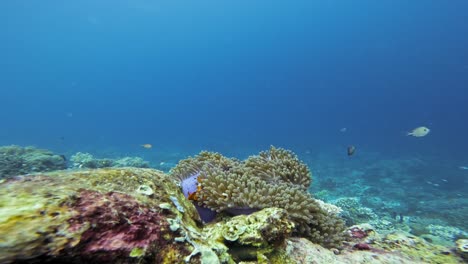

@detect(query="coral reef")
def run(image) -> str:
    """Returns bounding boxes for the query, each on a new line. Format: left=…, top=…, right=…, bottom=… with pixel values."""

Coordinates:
left=70, top=152, right=149, bottom=169
left=1, top=167, right=465, bottom=263
left=70, top=152, right=113, bottom=168
left=421, top=224, right=468, bottom=246
left=0, top=166, right=306, bottom=264
left=196, top=207, right=296, bottom=263
left=171, top=146, right=347, bottom=248
left=331, top=197, right=378, bottom=225
left=372, top=231, right=462, bottom=263
left=114, top=156, right=150, bottom=168
left=0, top=145, right=66, bottom=179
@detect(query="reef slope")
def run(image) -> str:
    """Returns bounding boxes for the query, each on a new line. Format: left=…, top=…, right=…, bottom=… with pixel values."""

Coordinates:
left=0, top=168, right=464, bottom=263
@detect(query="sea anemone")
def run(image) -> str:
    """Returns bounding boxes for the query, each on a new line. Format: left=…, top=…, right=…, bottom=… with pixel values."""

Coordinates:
left=170, top=146, right=346, bottom=248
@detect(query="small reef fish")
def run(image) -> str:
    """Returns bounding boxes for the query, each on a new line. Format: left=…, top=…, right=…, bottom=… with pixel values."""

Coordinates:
left=407, top=126, right=430, bottom=137
left=459, top=166, right=468, bottom=170
left=347, top=145, right=356, bottom=156
left=340, top=127, right=347, bottom=133
left=426, top=181, right=440, bottom=187
left=141, top=144, right=152, bottom=149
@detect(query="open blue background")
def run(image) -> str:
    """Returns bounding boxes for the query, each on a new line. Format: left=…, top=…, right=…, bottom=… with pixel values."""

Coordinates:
left=1, top=0, right=467, bottom=159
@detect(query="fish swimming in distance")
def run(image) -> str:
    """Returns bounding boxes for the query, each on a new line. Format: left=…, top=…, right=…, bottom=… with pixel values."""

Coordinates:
left=347, top=145, right=356, bottom=156
left=407, top=126, right=430, bottom=137
left=141, top=144, right=152, bottom=149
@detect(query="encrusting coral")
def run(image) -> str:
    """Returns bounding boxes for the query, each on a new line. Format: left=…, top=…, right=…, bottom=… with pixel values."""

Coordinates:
left=170, top=146, right=347, bottom=248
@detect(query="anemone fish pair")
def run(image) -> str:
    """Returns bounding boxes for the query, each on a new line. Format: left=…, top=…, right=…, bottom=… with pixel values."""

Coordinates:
left=180, top=172, right=217, bottom=222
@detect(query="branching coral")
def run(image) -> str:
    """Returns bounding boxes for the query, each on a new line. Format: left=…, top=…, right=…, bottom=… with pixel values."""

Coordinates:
left=170, top=146, right=346, bottom=248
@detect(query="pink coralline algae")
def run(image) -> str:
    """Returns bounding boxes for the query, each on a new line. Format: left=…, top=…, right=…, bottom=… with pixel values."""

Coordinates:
left=68, top=190, right=171, bottom=259
left=353, top=243, right=371, bottom=250
left=349, top=226, right=370, bottom=239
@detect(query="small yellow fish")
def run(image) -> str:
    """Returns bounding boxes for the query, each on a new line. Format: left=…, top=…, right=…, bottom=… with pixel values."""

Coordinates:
left=407, top=126, right=430, bottom=137
left=141, top=144, right=152, bottom=149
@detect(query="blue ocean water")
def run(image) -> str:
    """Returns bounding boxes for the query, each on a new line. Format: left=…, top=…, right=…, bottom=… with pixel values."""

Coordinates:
left=1, top=0, right=467, bottom=230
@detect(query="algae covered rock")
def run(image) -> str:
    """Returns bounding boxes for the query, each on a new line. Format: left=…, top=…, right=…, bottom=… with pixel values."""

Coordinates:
left=285, top=237, right=420, bottom=264
left=372, top=231, right=463, bottom=263
left=200, top=208, right=295, bottom=263
left=0, top=168, right=197, bottom=264
left=0, top=145, right=66, bottom=179
left=284, top=226, right=465, bottom=264
left=0, top=165, right=331, bottom=264
left=456, top=238, right=468, bottom=260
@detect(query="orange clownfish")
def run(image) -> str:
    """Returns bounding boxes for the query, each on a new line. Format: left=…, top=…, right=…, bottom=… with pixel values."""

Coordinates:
left=187, top=177, right=203, bottom=201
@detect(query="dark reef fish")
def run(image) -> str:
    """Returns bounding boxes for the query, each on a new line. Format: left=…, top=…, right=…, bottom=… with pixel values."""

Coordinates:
left=347, top=145, right=356, bottom=156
